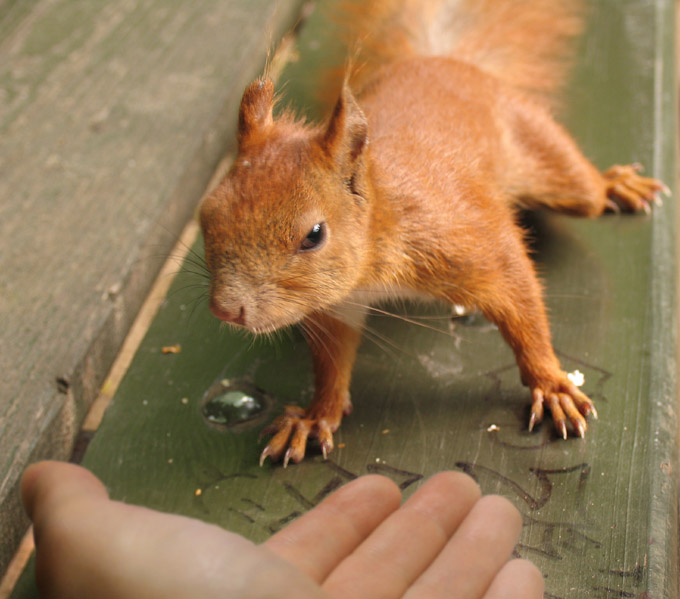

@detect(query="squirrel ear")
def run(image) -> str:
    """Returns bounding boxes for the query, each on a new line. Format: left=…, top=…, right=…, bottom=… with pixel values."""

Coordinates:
left=323, top=85, right=368, bottom=171
left=238, top=78, right=275, bottom=145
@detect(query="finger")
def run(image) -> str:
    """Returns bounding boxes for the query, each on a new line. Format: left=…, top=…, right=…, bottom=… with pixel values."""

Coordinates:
left=482, top=559, right=544, bottom=599
left=322, top=471, right=481, bottom=598
left=21, top=461, right=109, bottom=522
left=264, top=474, right=401, bottom=582
left=404, top=495, right=522, bottom=599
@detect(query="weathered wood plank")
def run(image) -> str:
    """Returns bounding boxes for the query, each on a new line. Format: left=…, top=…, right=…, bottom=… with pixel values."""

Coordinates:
left=0, top=0, right=305, bottom=575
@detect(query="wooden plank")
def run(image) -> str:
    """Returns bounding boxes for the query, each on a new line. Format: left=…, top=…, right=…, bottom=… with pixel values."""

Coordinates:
left=0, top=0, right=306, bottom=575
left=13, top=0, right=678, bottom=597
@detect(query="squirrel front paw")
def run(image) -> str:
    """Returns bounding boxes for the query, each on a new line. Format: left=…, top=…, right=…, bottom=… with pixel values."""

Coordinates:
left=603, top=163, right=669, bottom=213
left=528, top=376, right=598, bottom=439
left=259, top=402, right=348, bottom=467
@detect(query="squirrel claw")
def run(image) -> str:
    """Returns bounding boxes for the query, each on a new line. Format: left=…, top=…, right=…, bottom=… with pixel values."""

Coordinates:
left=283, top=447, right=295, bottom=469
left=317, top=422, right=334, bottom=460
left=604, top=198, right=621, bottom=214
left=529, top=389, right=545, bottom=432
left=259, top=445, right=275, bottom=467
left=259, top=405, right=339, bottom=466
left=529, top=376, right=595, bottom=439
left=603, top=164, right=667, bottom=213
left=589, top=403, right=599, bottom=420
left=574, top=419, right=586, bottom=439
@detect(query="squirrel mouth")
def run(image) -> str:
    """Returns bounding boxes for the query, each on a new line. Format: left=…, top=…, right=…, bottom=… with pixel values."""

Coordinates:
left=250, top=312, right=307, bottom=336
left=250, top=323, right=281, bottom=335
left=209, top=295, right=306, bottom=335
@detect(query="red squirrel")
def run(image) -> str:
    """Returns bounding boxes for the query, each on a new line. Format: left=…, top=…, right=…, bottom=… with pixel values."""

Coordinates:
left=199, top=0, right=666, bottom=466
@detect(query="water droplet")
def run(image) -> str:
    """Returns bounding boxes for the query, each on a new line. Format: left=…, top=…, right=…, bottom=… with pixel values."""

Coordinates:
left=201, top=378, right=271, bottom=431
left=203, top=390, right=262, bottom=424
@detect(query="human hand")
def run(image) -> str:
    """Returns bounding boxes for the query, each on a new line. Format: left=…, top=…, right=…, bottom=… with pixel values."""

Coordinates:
left=22, top=461, right=543, bottom=598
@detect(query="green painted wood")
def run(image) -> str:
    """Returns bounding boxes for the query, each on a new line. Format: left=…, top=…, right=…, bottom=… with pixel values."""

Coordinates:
left=0, top=0, right=306, bottom=577
left=14, top=1, right=677, bottom=597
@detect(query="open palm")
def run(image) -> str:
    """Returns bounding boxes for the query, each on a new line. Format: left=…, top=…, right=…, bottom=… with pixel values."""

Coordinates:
left=22, top=462, right=543, bottom=598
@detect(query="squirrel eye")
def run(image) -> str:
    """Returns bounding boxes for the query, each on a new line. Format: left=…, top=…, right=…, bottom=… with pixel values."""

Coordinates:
left=299, top=222, right=326, bottom=252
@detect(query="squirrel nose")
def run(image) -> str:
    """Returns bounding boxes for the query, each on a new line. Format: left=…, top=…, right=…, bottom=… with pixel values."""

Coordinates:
left=210, top=300, right=246, bottom=326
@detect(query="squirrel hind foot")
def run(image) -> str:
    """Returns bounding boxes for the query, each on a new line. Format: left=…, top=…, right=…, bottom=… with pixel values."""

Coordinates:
left=603, top=164, right=668, bottom=213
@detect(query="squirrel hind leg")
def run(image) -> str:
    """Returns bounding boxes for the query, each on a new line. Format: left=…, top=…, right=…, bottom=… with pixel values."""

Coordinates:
left=503, top=98, right=666, bottom=217
left=514, top=158, right=666, bottom=217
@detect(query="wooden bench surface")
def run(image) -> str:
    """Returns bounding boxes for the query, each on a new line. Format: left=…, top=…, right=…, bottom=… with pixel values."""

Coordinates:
left=9, top=1, right=678, bottom=598
left=0, top=0, right=304, bottom=577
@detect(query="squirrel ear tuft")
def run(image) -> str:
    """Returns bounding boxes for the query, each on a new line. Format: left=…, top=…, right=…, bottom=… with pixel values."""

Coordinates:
left=238, top=78, right=275, bottom=145
left=323, top=85, right=368, bottom=170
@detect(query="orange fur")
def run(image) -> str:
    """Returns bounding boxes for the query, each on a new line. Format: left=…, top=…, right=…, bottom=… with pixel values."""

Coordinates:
left=200, top=0, right=664, bottom=464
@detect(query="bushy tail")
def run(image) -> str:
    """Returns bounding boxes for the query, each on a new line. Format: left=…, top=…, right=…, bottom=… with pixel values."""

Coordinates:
left=331, top=0, right=585, bottom=105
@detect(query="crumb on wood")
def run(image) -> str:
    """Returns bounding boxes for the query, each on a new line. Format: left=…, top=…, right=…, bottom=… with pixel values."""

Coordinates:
left=567, top=369, right=585, bottom=387
left=161, top=344, right=181, bottom=354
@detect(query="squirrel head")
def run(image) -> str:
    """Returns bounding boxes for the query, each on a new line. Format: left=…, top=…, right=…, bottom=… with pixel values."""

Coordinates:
left=199, top=78, right=372, bottom=334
